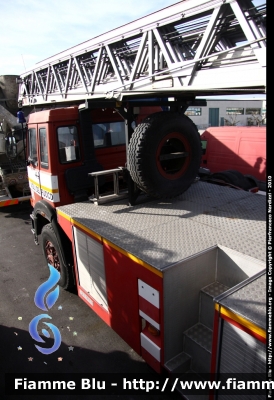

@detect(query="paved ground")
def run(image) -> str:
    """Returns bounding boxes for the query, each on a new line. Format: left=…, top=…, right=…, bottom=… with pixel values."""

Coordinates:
left=0, top=202, right=182, bottom=400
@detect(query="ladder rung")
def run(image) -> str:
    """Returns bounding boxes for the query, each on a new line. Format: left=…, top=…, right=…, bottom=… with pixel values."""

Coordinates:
left=88, top=167, right=127, bottom=205
left=89, top=167, right=123, bottom=177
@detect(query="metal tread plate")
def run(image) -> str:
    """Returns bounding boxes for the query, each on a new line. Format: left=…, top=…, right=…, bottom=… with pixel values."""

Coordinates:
left=58, top=182, right=266, bottom=270
left=201, top=281, right=229, bottom=297
left=218, top=274, right=266, bottom=329
left=184, top=323, right=212, bottom=353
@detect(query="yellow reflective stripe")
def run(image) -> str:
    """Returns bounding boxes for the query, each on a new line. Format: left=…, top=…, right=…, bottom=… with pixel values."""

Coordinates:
left=28, top=177, right=59, bottom=194
left=57, top=210, right=163, bottom=278
left=218, top=304, right=266, bottom=339
left=57, top=209, right=71, bottom=221
left=103, top=238, right=163, bottom=278
left=57, top=210, right=102, bottom=242
left=0, top=199, right=19, bottom=207
left=73, top=219, right=102, bottom=242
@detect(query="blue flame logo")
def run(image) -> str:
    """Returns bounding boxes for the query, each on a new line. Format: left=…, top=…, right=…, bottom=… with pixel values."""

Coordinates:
left=34, top=265, right=60, bottom=311
left=29, top=264, right=62, bottom=355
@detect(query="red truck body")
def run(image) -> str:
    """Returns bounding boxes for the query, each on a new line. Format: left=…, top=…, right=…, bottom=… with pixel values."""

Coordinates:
left=24, top=106, right=266, bottom=383
left=200, top=126, right=266, bottom=182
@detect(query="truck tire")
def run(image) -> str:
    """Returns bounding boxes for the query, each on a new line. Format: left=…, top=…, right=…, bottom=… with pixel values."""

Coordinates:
left=210, top=171, right=240, bottom=187
left=128, top=112, right=201, bottom=198
left=211, top=170, right=251, bottom=190
left=41, top=224, right=73, bottom=290
left=225, top=170, right=252, bottom=190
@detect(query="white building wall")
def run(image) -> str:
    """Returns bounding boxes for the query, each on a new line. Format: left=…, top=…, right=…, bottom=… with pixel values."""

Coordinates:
left=186, top=99, right=266, bottom=129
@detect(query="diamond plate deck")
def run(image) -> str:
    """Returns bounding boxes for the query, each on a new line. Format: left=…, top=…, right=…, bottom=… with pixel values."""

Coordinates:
left=58, top=181, right=266, bottom=270
left=201, top=282, right=229, bottom=297
left=217, top=273, right=266, bottom=329
left=184, top=323, right=212, bottom=353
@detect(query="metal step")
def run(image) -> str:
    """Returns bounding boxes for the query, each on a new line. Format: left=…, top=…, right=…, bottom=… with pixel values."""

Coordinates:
left=165, top=352, right=191, bottom=375
left=183, top=323, right=212, bottom=374
left=200, top=281, right=229, bottom=329
left=164, top=281, right=229, bottom=378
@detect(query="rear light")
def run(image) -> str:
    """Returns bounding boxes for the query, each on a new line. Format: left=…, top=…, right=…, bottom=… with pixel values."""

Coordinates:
left=249, top=187, right=259, bottom=193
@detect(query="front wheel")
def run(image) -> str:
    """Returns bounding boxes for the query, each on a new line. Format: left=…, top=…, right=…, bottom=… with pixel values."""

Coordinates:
left=41, top=224, right=73, bottom=290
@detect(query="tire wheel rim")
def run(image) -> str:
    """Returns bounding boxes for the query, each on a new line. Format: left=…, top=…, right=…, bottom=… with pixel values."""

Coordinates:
left=45, top=240, right=61, bottom=272
left=156, top=132, right=191, bottom=179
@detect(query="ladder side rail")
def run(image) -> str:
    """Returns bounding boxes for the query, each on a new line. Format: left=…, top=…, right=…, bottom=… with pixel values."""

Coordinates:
left=19, top=36, right=266, bottom=106
left=74, top=57, right=89, bottom=94
left=229, top=1, right=266, bottom=68
left=148, top=30, right=155, bottom=77
left=110, top=36, right=266, bottom=91
left=113, top=47, right=128, bottom=80
left=152, top=29, right=175, bottom=69
left=105, top=45, right=124, bottom=86
left=230, top=1, right=265, bottom=48
left=91, top=47, right=103, bottom=92
left=128, top=32, right=148, bottom=89
left=136, top=46, right=149, bottom=80
left=44, top=66, right=50, bottom=101
left=23, top=0, right=227, bottom=72
left=64, top=58, right=73, bottom=97
left=186, top=6, right=222, bottom=86
left=18, top=0, right=266, bottom=105
left=19, top=0, right=234, bottom=83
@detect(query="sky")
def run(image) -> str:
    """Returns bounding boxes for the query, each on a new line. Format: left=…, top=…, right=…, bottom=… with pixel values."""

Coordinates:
left=1, top=0, right=180, bottom=76
left=1, top=0, right=265, bottom=100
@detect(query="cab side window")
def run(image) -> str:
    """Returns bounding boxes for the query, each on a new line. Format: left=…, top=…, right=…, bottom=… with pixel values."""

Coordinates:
left=57, top=126, right=80, bottom=164
left=39, top=128, right=48, bottom=169
left=28, top=128, right=37, bottom=165
left=92, top=121, right=125, bottom=148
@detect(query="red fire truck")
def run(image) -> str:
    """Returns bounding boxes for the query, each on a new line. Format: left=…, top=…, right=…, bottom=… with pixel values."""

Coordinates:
left=26, top=102, right=266, bottom=379
left=18, top=0, right=267, bottom=394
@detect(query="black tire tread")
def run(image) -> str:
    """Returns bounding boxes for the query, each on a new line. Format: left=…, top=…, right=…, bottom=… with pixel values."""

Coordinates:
left=211, top=170, right=251, bottom=190
left=128, top=112, right=201, bottom=198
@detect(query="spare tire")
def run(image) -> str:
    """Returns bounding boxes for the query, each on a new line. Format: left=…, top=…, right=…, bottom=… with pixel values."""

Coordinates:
left=128, top=112, right=201, bottom=198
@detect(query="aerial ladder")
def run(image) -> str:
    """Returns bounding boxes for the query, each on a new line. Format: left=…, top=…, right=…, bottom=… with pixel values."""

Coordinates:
left=18, top=0, right=266, bottom=106
left=17, top=0, right=266, bottom=201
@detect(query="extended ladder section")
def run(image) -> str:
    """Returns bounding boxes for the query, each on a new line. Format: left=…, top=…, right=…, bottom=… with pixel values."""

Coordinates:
left=18, top=0, right=266, bottom=106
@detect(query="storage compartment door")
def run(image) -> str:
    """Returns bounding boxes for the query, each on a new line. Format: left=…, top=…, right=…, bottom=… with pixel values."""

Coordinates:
left=74, top=227, right=108, bottom=311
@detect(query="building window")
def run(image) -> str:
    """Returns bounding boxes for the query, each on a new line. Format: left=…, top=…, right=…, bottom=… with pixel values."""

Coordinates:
left=226, top=107, right=244, bottom=115
left=245, top=108, right=261, bottom=115
left=185, top=107, right=202, bottom=116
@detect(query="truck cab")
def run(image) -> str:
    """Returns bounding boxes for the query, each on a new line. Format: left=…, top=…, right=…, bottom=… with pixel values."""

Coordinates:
left=27, top=106, right=126, bottom=208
